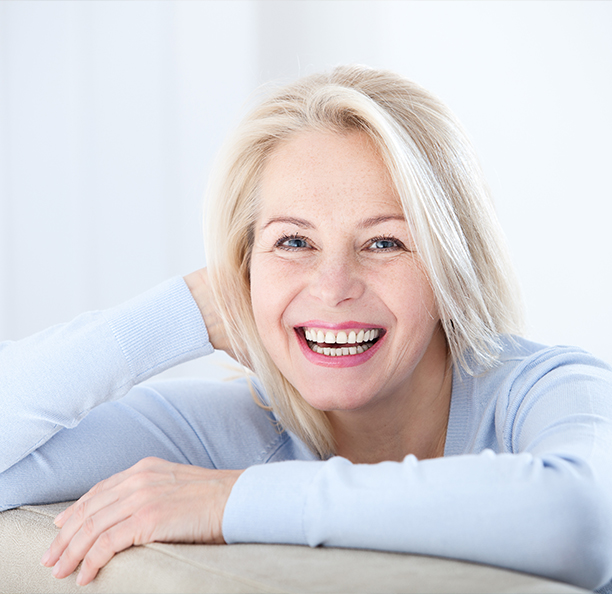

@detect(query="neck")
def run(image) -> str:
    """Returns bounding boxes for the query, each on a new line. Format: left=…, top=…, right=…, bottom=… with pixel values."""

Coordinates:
left=327, top=329, right=452, bottom=464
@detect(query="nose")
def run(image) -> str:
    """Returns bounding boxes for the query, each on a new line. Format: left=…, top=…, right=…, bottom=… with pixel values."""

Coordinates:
left=308, top=252, right=365, bottom=308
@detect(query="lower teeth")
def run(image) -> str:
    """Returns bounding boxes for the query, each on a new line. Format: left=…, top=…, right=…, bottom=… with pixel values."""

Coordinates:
left=307, top=341, right=373, bottom=356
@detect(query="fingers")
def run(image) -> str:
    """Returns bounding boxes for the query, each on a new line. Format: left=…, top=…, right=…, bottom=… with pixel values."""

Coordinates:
left=53, top=457, right=161, bottom=528
left=57, top=515, right=140, bottom=586
left=40, top=458, right=244, bottom=585
left=45, top=490, right=130, bottom=579
left=75, top=516, right=140, bottom=585
left=41, top=458, right=170, bottom=578
left=42, top=462, right=151, bottom=571
left=54, top=477, right=115, bottom=528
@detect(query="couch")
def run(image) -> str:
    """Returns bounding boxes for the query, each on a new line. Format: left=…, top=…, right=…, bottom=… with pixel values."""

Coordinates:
left=0, top=501, right=588, bottom=593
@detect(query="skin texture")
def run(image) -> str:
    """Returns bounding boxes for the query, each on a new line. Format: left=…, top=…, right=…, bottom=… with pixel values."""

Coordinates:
left=42, top=129, right=451, bottom=584
left=41, top=459, right=242, bottom=585
left=250, top=130, right=451, bottom=464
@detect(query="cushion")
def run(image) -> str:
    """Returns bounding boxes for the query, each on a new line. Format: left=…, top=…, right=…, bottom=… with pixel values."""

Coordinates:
left=0, top=502, right=587, bottom=593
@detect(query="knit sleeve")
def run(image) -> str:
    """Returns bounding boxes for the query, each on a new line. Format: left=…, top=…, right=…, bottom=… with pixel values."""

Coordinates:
left=0, top=277, right=213, bottom=475
left=223, top=348, right=612, bottom=590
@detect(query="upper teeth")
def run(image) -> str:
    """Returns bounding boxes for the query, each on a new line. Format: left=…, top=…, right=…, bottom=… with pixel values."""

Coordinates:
left=304, top=328, right=380, bottom=344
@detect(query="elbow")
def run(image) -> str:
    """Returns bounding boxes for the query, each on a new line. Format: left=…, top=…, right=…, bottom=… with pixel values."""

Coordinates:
left=573, top=491, right=612, bottom=590
left=541, top=481, right=612, bottom=590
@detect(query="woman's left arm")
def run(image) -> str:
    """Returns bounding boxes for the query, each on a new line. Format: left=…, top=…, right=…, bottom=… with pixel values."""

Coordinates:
left=222, top=348, right=612, bottom=590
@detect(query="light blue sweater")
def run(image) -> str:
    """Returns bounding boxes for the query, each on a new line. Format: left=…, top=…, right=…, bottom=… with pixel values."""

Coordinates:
left=1, top=277, right=612, bottom=589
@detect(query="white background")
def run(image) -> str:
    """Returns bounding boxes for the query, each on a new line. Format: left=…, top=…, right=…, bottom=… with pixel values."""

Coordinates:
left=1, top=1, right=610, bottom=380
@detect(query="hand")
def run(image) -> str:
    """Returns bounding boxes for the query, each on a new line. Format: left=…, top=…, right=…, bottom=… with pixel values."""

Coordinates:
left=183, top=268, right=236, bottom=358
left=40, top=457, right=243, bottom=586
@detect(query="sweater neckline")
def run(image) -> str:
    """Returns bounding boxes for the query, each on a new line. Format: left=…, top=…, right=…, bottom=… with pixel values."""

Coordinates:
left=444, top=364, right=472, bottom=457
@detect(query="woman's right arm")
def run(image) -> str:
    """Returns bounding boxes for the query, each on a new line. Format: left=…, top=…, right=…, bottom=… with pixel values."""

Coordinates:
left=0, top=276, right=215, bottom=476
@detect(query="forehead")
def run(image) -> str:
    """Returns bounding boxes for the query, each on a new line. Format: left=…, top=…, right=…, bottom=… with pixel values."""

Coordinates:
left=258, top=130, right=402, bottom=220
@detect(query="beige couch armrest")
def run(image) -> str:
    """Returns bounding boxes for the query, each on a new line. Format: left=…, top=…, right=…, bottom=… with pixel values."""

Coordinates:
left=0, top=502, right=588, bottom=593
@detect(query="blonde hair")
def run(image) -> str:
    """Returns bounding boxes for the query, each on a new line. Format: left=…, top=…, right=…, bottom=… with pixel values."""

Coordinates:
left=205, top=65, right=524, bottom=458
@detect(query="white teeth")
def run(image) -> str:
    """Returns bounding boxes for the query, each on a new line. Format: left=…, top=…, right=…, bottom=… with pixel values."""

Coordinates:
left=305, top=327, right=380, bottom=345
left=303, top=326, right=381, bottom=356
left=308, top=342, right=372, bottom=357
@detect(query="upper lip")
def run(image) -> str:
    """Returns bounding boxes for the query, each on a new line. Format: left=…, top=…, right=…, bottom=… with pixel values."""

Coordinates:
left=295, top=320, right=384, bottom=331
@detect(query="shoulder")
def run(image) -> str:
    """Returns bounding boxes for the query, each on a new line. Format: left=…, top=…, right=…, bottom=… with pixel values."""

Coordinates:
left=448, top=336, right=612, bottom=455
left=469, top=335, right=612, bottom=398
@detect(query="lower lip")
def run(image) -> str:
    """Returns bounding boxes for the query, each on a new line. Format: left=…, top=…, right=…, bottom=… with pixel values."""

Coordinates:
left=295, top=330, right=385, bottom=368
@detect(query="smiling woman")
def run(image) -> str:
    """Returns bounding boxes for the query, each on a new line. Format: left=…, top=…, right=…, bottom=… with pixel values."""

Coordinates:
left=250, top=130, right=448, bottom=463
left=206, top=67, right=523, bottom=459
left=1, top=65, right=612, bottom=591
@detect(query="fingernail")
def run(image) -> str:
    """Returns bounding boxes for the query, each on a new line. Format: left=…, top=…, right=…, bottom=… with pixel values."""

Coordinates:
left=52, top=561, right=61, bottom=578
left=76, top=571, right=84, bottom=586
left=40, top=548, right=51, bottom=566
left=54, top=511, right=65, bottom=526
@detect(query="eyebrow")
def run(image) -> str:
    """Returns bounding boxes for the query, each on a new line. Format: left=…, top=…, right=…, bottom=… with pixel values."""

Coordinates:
left=260, top=216, right=314, bottom=231
left=357, top=214, right=406, bottom=229
left=260, top=214, right=406, bottom=231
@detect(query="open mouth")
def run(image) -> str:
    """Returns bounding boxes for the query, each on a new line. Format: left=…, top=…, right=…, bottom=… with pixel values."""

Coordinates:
left=299, top=327, right=384, bottom=357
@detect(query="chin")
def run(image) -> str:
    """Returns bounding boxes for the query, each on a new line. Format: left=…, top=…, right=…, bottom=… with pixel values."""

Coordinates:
left=295, top=383, right=379, bottom=413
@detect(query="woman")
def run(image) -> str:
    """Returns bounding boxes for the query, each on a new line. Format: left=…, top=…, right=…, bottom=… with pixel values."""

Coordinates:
left=1, top=65, right=611, bottom=590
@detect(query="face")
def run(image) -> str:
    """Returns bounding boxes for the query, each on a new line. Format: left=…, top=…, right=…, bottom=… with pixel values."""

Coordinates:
left=250, top=130, right=446, bottom=416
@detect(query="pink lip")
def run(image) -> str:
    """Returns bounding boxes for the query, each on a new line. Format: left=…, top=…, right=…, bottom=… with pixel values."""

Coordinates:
left=294, top=327, right=385, bottom=368
left=297, top=320, right=382, bottom=331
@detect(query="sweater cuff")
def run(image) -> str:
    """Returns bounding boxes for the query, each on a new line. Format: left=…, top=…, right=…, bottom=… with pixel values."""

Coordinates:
left=222, top=460, right=325, bottom=545
left=103, top=277, right=214, bottom=382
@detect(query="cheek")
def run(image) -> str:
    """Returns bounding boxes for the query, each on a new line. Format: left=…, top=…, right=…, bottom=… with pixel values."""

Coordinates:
left=250, top=260, right=273, bottom=334
left=250, top=256, right=296, bottom=346
left=384, top=266, right=439, bottom=332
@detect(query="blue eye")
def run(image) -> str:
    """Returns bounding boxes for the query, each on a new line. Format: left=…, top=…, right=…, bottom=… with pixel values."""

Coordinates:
left=277, top=235, right=309, bottom=250
left=370, top=237, right=399, bottom=250
left=285, top=238, right=307, bottom=248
